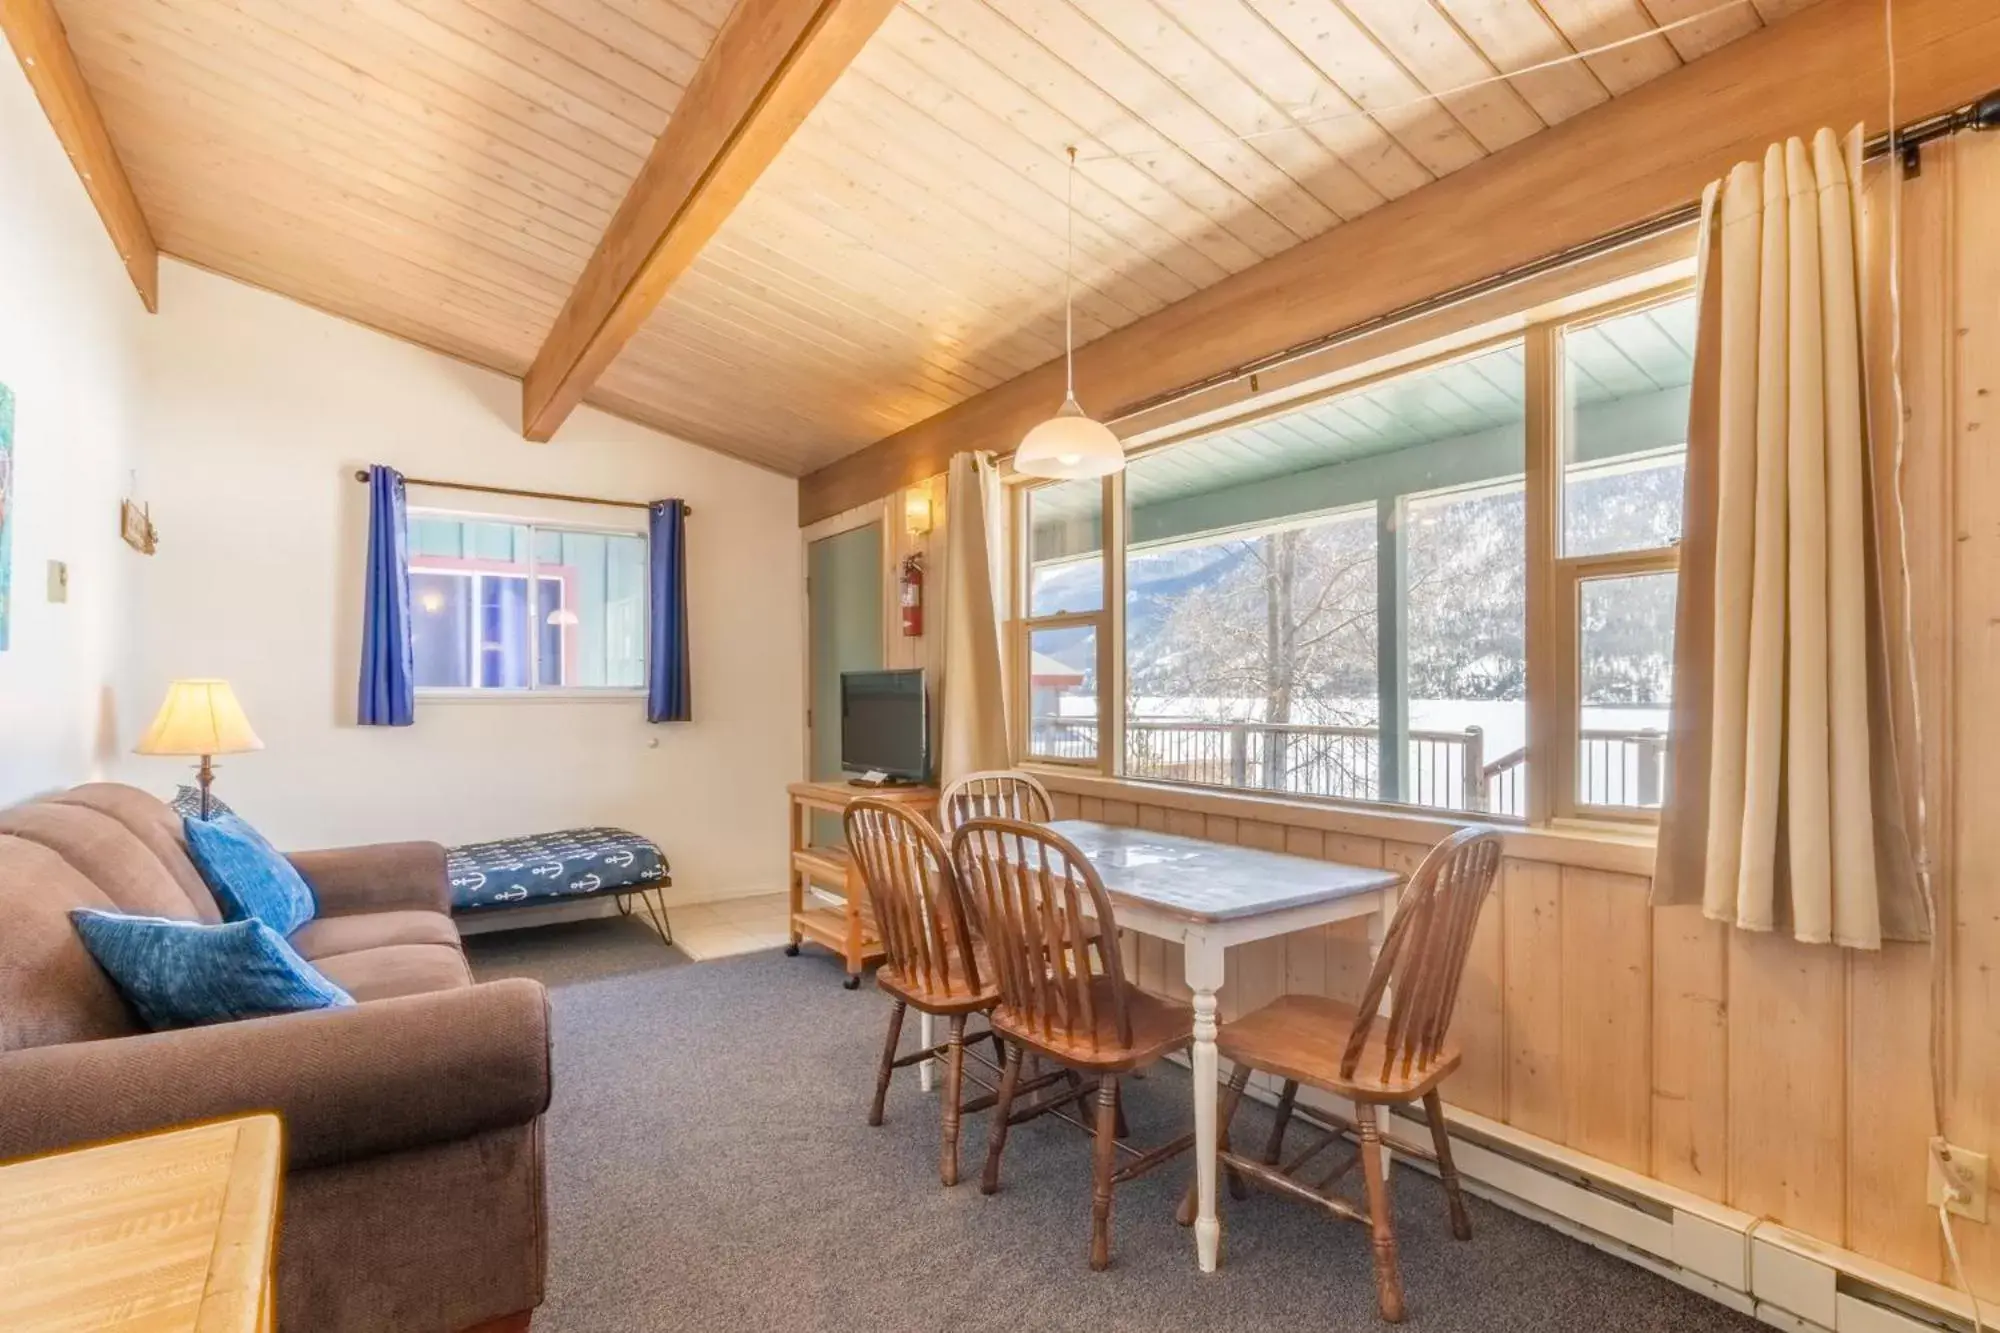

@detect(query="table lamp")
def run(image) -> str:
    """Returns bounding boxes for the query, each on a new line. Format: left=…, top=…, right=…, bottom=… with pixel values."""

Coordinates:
left=134, top=680, right=263, bottom=819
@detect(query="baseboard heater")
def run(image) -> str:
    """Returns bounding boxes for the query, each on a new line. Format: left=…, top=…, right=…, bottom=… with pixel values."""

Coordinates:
left=1189, top=1062, right=1992, bottom=1333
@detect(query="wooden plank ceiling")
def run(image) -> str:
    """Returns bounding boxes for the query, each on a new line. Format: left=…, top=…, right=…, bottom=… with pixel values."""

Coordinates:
left=51, top=0, right=1809, bottom=474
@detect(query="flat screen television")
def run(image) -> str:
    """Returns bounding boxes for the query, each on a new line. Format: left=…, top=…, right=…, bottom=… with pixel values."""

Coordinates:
left=840, top=669, right=930, bottom=783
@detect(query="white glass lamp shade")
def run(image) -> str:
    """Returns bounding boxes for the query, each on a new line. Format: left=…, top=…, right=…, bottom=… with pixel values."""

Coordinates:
left=134, top=680, right=264, bottom=757
left=1014, top=396, right=1125, bottom=479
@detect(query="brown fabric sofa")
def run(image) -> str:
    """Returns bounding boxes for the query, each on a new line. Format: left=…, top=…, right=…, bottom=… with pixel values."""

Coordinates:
left=0, top=782, right=549, bottom=1333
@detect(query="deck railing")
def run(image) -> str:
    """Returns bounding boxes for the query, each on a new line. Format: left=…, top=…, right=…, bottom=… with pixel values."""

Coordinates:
left=1030, top=717, right=1667, bottom=817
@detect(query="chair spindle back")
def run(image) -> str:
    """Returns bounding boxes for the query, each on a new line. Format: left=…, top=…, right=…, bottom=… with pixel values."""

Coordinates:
left=845, top=799, right=980, bottom=997
left=950, top=817, right=1129, bottom=1052
left=939, top=770, right=1054, bottom=838
left=1341, top=827, right=1504, bottom=1085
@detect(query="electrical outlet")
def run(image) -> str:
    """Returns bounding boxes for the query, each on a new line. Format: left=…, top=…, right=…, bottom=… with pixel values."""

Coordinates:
left=45, top=560, right=68, bottom=604
left=1928, top=1138, right=1989, bottom=1222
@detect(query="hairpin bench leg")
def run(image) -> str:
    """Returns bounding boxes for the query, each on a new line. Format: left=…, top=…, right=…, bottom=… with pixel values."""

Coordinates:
left=618, top=886, right=674, bottom=947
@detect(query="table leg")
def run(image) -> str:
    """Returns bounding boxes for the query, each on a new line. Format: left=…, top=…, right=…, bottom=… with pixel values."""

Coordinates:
left=1184, top=937, right=1227, bottom=1273
left=1365, top=891, right=1397, bottom=1182
left=919, top=1012, right=936, bottom=1093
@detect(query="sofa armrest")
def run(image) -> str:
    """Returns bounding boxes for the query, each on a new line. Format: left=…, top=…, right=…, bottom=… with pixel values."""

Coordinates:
left=290, top=841, right=451, bottom=917
left=0, top=978, right=549, bottom=1171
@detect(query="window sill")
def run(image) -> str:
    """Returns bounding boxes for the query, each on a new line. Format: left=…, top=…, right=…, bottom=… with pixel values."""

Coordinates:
left=1025, top=767, right=1658, bottom=877
left=415, top=689, right=649, bottom=705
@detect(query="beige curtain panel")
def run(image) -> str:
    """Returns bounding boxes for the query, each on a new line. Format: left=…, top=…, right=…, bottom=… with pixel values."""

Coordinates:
left=1654, top=126, right=1926, bottom=948
left=936, top=451, right=1012, bottom=785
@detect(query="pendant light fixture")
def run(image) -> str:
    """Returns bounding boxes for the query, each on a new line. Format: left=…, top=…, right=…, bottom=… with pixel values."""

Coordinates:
left=1014, top=147, right=1125, bottom=480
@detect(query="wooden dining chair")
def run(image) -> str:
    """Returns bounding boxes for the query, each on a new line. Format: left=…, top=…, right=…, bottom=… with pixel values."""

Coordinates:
left=844, top=798, right=1001, bottom=1186
left=938, top=769, right=1054, bottom=837
left=950, top=816, right=1195, bottom=1270
left=1187, top=826, right=1504, bottom=1322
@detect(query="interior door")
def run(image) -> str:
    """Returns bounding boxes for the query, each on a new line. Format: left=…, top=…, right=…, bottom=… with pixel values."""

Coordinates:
left=807, top=521, right=883, bottom=842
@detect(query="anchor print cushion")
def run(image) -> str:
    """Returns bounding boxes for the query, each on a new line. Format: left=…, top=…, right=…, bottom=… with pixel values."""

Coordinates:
left=446, top=828, right=668, bottom=912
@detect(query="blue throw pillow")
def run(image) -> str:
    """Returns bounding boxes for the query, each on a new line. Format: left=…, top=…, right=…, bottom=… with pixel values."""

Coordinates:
left=70, top=910, right=354, bottom=1030
left=184, top=813, right=317, bottom=934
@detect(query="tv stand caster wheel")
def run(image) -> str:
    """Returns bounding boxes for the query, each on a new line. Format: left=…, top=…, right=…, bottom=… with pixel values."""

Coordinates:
left=844, top=975, right=861, bottom=990
left=784, top=943, right=800, bottom=957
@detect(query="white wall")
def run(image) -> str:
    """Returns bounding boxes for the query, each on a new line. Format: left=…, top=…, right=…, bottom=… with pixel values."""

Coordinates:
left=123, top=261, right=804, bottom=902
left=0, top=55, right=146, bottom=805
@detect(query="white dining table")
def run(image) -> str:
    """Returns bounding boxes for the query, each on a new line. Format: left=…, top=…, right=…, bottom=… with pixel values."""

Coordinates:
left=1043, top=818, right=1405, bottom=1273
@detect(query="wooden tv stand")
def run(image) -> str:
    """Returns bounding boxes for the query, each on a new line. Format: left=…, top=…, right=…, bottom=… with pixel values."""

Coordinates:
left=785, top=779, right=938, bottom=989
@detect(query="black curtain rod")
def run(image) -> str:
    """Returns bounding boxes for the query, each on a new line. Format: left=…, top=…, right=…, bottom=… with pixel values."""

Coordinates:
left=351, top=470, right=689, bottom=516
left=1114, top=89, right=2000, bottom=427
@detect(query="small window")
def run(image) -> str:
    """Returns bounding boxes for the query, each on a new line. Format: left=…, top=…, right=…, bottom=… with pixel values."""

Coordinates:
left=1026, top=624, right=1099, bottom=763
left=1577, top=571, right=1676, bottom=809
left=1027, top=478, right=1104, bottom=616
left=1560, top=296, right=1694, bottom=558
left=409, top=513, right=647, bottom=692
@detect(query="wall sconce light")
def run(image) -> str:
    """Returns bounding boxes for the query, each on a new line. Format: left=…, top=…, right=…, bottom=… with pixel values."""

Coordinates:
left=904, top=486, right=934, bottom=537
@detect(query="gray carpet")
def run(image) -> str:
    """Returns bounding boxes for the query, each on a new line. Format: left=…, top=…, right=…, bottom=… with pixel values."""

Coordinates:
left=467, top=919, right=1758, bottom=1332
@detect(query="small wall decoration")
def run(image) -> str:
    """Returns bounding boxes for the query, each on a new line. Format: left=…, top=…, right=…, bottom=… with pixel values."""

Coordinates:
left=119, top=495, right=158, bottom=555
left=0, top=382, right=13, bottom=651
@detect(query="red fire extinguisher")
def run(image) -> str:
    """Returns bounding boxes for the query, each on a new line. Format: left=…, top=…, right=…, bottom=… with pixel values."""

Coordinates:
left=900, top=553, right=924, bottom=637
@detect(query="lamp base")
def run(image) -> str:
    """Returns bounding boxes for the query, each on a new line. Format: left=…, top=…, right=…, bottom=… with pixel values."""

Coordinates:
left=195, top=755, right=216, bottom=821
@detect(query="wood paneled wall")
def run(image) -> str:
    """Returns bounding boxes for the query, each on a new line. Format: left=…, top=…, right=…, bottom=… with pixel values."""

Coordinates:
left=1042, top=777, right=1966, bottom=1292
left=1035, top=139, right=1999, bottom=1296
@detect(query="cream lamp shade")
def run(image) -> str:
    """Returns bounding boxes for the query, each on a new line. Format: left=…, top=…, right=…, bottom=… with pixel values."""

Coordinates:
left=1014, top=396, right=1125, bottom=479
left=135, top=680, right=264, bottom=758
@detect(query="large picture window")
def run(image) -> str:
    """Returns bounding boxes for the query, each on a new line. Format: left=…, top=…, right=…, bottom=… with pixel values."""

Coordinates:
left=409, top=513, right=647, bottom=693
left=1011, top=280, right=1691, bottom=826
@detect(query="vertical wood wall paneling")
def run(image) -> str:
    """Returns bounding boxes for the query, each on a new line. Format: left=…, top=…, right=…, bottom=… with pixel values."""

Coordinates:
left=1314, top=835, right=1397, bottom=1002
left=1451, top=888, right=1508, bottom=1121
left=1947, top=132, right=2000, bottom=1299
left=1847, top=148, right=1954, bottom=1283
left=1650, top=905, right=1728, bottom=1197
left=1283, top=826, right=1330, bottom=1003
left=1501, top=858, right=1565, bottom=1139
left=1725, top=928, right=1848, bottom=1241
left=1558, top=867, right=1652, bottom=1171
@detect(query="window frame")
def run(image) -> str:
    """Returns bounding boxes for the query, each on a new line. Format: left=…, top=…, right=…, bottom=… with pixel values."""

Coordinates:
left=1011, top=475, right=1122, bottom=768
left=1536, top=282, right=1692, bottom=823
left=1008, top=275, right=1692, bottom=830
left=408, top=506, right=651, bottom=700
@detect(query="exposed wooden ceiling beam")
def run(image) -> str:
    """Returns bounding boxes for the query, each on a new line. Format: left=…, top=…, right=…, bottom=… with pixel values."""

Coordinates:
left=1, top=0, right=158, bottom=311
left=523, top=0, right=899, bottom=443
left=798, top=0, right=2000, bottom=525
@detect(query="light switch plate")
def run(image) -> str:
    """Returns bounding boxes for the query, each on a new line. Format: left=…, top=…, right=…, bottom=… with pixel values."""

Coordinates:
left=45, top=560, right=68, bottom=603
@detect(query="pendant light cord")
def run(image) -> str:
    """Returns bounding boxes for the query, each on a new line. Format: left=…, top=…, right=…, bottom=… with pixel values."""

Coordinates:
left=1064, top=144, right=1077, bottom=404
